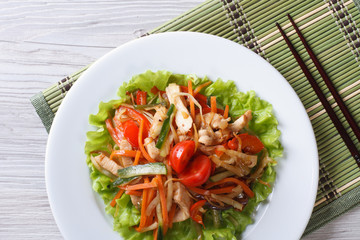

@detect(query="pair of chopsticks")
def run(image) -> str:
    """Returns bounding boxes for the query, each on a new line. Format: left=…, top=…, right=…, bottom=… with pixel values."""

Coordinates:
left=276, top=14, right=360, bottom=168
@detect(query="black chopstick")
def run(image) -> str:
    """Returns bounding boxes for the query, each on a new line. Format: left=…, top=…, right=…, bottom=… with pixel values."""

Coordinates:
left=287, top=14, right=360, bottom=143
left=276, top=21, right=360, bottom=168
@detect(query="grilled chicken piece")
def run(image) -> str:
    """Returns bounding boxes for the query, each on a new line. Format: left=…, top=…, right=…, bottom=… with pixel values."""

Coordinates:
left=203, top=113, right=230, bottom=130
left=92, top=153, right=121, bottom=176
left=165, top=83, right=193, bottom=135
left=229, top=110, right=252, bottom=133
left=149, top=106, right=167, bottom=139
left=198, top=126, right=230, bottom=146
left=144, top=137, right=161, bottom=161
left=173, top=182, right=191, bottom=222
left=119, top=139, right=133, bottom=167
left=198, top=126, right=216, bottom=145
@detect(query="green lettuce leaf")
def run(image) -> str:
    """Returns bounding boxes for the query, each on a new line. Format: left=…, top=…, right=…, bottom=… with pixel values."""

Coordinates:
left=85, top=70, right=283, bottom=240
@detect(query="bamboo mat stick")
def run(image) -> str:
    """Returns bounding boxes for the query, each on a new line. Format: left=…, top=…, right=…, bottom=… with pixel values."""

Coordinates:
left=150, top=1, right=220, bottom=33
left=250, top=1, right=322, bottom=31
left=175, top=8, right=224, bottom=31
left=186, top=10, right=227, bottom=32
left=254, top=2, right=326, bottom=36
left=201, top=18, right=230, bottom=35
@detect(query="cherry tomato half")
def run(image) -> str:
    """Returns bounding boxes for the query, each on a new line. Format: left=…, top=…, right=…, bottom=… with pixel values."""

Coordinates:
left=238, top=133, right=264, bottom=154
left=179, top=155, right=211, bottom=187
left=169, top=140, right=195, bottom=174
left=122, top=120, right=140, bottom=148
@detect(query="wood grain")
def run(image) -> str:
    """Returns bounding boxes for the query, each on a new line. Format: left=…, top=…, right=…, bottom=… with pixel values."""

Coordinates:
left=0, top=0, right=360, bottom=239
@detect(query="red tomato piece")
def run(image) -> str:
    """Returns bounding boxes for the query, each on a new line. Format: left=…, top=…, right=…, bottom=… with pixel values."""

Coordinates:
left=190, top=200, right=207, bottom=227
left=122, top=120, right=140, bottom=148
left=227, top=138, right=238, bottom=150
left=238, top=133, right=264, bottom=154
left=169, top=140, right=195, bottom=174
left=136, top=90, right=147, bottom=105
left=120, top=106, right=151, bottom=138
left=179, top=155, right=211, bottom=187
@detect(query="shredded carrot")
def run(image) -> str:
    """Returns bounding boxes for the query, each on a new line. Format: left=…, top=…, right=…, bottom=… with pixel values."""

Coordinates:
left=209, top=186, right=235, bottom=194
left=145, top=188, right=157, bottom=226
left=258, top=179, right=271, bottom=188
left=153, top=226, right=159, bottom=239
left=187, top=186, right=210, bottom=196
left=168, top=203, right=177, bottom=229
left=110, top=149, right=139, bottom=160
left=205, top=177, right=254, bottom=198
left=138, top=119, right=155, bottom=163
left=133, top=150, right=141, bottom=166
left=194, top=81, right=212, bottom=95
left=224, top=105, right=229, bottom=119
left=188, top=80, right=196, bottom=120
left=156, top=175, right=168, bottom=234
left=188, top=186, right=234, bottom=195
left=210, top=96, right=217, bottom=113
left=125, top=190, right=142, bottom=196
left=121, top=181, right=157, bottom=191
left=136, top=178, right=150, bottom=231
left=110, top=189, right=125, bottom=207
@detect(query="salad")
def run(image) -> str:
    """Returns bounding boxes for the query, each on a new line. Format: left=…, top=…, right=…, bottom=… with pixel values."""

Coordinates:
left=85, top=70, right=282, bottom=240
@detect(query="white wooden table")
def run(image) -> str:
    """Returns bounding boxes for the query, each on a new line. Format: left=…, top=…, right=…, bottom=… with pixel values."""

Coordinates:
left=1, top=1, right=359, bottom=239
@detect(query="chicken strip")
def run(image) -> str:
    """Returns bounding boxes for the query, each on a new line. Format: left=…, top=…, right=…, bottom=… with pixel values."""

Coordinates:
left=165, top=83, right=193, bottom=135
left=229, top=110, right=252, bottom=133
left=203, top=113, right=230, bottom=130
left=149, top=106, right=167, bottom=139
left=144, top=137, right=162, bottom=161
left=119, top=139, right=133, bottom=167
left=91, top=153, right=121, bottom=176
left=173, top=182, right=191, bottom=222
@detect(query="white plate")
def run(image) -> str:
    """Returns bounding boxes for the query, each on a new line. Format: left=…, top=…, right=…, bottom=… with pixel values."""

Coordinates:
left=46, top=32, right=319, bottom=240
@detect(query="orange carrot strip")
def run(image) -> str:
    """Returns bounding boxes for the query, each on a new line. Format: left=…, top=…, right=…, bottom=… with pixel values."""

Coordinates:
left=133, top=150, right=141, bottom=166
left=110, top=189, right=125, bottom=207
left=153, top=226, right=159, bottom=239
left=188, top=80, right=196, bottom=120
left=138, top=119, right=155, bottom=163
left=156, top=175, right=168, bottom=235
left=210, top=96, right=217, bottom=113
left=121, top=182, right=156, bottom=191
left=125, top=190, right=142, bottom=196
left=168, top=203, right=177, bottom=229
left=137, top=178, right=150, bottom=230
left=187, top=186, right=210, bottom=196
left=224, top=105, right=229, bottom=119
left=145, top=187, right=157, bottom=226
left=209, top=186, right=235, bottom=194
left=188, top=186, right=234, bottom=195
left=194, top=81, right=212, bottom=95
left=205, top=177, right=254, bottom=198
left=258, top=179, right=271, bottom=188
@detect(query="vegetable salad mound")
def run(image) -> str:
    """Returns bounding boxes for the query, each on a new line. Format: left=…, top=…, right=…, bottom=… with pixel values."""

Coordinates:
left=85, top=70, right=283, bottom=240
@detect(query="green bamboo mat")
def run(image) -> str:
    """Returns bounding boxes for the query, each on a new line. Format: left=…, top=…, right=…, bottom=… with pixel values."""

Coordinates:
left=31, top=0, right=360, bottom=237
